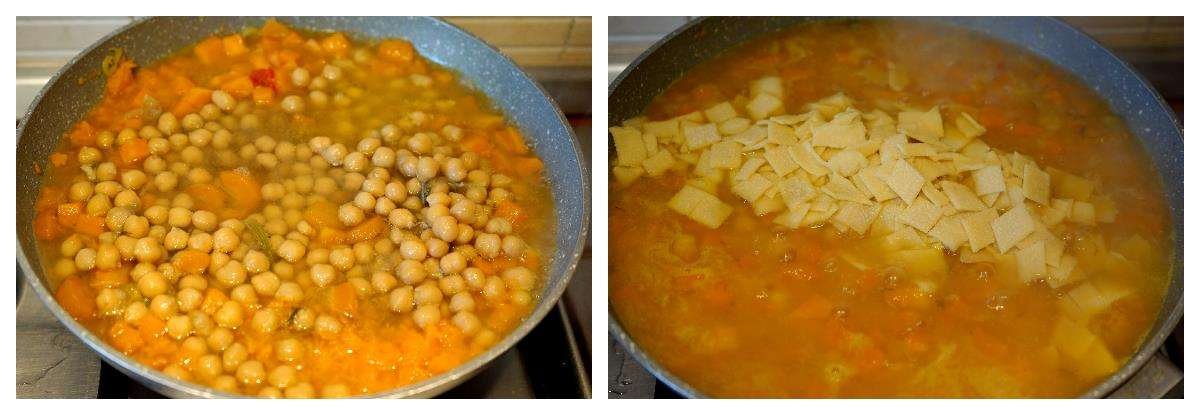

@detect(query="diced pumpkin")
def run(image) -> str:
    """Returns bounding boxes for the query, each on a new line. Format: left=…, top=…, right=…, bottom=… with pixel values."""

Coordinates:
left=55, top=276, right=96, bottom=320
left=116, top=138, right=150, bottom=167
left=173, top=249, right=212, bottom=274
left=329, top=282, right=359, bottom=318
left=222, top=34, right=248, bottom=57
left=193, top=37, right=226, bottom=65
left=345, top=216, right=385, bottom=244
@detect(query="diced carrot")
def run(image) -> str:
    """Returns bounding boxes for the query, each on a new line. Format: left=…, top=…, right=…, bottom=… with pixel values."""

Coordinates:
left=512, top=157, right=543, bottom=176
left=317, top=227, right=347, bottom=246
left=105, top=59, right=137, bottom=96
left=193, top=37, right=226, bottom=65
left=460, top=132, right=493, bottom=154
left=378, top=39, right=415, bottom=64
left=108, top=321, right=144, bottom=353
left=90, top=267, right=130, bottom=289
left=56, top=202, right=84, bottom=227
left=494, top=200, right=527, bottom=229
left=321, top=33, right=351, bottom=56
left=170, top=87, right=213, bottom=117
left=55, top=276, right=96, bottom=320
left=217, top=169, right=262, bottom=219
left=134, top=313, right=166, bottom=338
left=173, top=249, right=211, bottom=274
left=220, top=75, right=255, bottom=98
left=345, top=216, right=385, bottom=244
left=34, top=208, right=64, bottom=241
left=68, top=121, right=96, bottom=147
left=329, top=282, right=359, bottom=318
left=252, top=86, right=275, bottom=104
left=116, top=138, right=150, bottom=167
left=74, top=214, right=106, bottom=237
left=48, top=152, right=69, bottom=167
left=222, top=34, right=248, bottom=57
left=185, top=183, right=228, bottom=215
left=304, top=201, right=342, bottom=230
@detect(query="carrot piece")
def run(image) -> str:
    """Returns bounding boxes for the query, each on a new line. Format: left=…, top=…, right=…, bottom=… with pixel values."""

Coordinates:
left=252, top=86, right=275, bottom=104
left=134, top=313, right=166, bottom=338
left=56, top=202, right=84, bottom=227
left=105, top=59, right=137, bottom=96
left=186, top=183, right=228, bottom=213
left=55, top=276, right=96, bottom=320
left=304, top=201, right=342, bottom=230
left=494, top=200, right=528, bottom=229
left=220, top=75, right=255, bottom=98
left=68, top=121, right=96, bottom=147
left=345, top=216, right=385, bottom=244
left=74, top=214, right=106, bottom=237
left=222, top=34, right=248, bottom=57
left=170, top=87, right=213, bottom=117
left=90, top=267, right=130, bottom=289
left=217, top=169, right=262, bottom=219
left=193, top=37, right=226, bottom=65
left=329, top=282, right=359, bottom=318
left=48, top=152, right=69, bottom=167
left=378, top=39, right=415, bottom=64
left=108, top=321, right=145, bottom=353
left=261, top=19, right=298, bottom=39
left=34, top=208, right=64, bottom=241
left=173, top=249, right=211, bottom=274
left=317, top=227, right=347, bottom=246
left=513, top=157, right=544, bottom=176
left=116, top=138, right=151, bottom=167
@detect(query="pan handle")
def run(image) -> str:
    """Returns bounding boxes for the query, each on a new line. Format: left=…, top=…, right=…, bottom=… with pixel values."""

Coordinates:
left=1108, top=349, right=1181, bottom=398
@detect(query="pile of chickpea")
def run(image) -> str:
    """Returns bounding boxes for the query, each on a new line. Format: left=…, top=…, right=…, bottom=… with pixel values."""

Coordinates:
left=47, top=53, right=546, bottom=397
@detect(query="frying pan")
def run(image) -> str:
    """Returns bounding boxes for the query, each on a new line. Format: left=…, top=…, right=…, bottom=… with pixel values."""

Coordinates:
left=16, top=16, right=589, bottom=398
left=608, top=16, right=1183, bottom=398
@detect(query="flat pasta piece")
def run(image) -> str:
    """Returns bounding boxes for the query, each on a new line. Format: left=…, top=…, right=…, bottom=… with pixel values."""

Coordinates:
left=897, top=106, right=944, bottom=143
left=884, top=158, right=926, bottom=205
left=992, top=204, right=1037, bottom=254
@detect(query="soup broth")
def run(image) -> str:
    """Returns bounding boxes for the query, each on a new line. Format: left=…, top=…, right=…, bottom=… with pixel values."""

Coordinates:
left=609, top=19, right=1170, bottom=397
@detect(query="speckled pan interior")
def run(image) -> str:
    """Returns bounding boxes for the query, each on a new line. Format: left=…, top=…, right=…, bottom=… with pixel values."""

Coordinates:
left=608, top=16, right=1182, bottom=399
left=17, top=16, right=589, bottom=398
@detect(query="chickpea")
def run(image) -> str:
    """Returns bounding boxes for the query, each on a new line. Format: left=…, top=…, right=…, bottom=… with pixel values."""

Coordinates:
left=166, top=207, right=192, bottom=228
left=414, top=281, right=443, bottom=305
left=177, top=287, right=203, bottom=312
left=388, top=208, right=416, bottom=228
left=388, top=286, right=414, bottom=313
left=143, top=205, right=168, bottom=225
left=236, top=360, right=266, bottom=386
left=68, top=181, right=94, bottom=202
left=95, top=288, right=126, bottom=315
left=502, top=266, right=537, bottom=291
left=440, top=252, right=467, bottom=274
left=370, top=272, right=398, bottom=293
left=483, top=275, right=506, bottom=300
left=189, top=232, right=214, bottom=252
left=310, top=264, right=337, bottom=287
left=314, top=314, right=342, bottom=338
left=250, top=309, right=280, bottom=333
left=216, top=260, right=247, bottom=287
left=443, top=158, right=467, bottom=182
left=86, top=194, right=112, bottom=216
left=449, top=292, right=476, bottom=313
left=291, top=308, right=316, bottom=331
left=74, top=248, right=97, bottom=271
left=243, top=250, right=270, bottom=274
left=130, top=237, right=162, bottom=263
left=352, top=191, right=375, bottom=210
left=452, top=311, right=481, bottom=335
left=136, top=271, right=167, bottom=299
left=309, top=90, right=329, bottom=108
left=200, top=328, right=232, bottom=353
left=337, top=203, right=364, bottom=226
left=60, top=235, right=84, bottom=257
left=281, top=95, right=305, bottom=114
left=374, top=197, right=396, bottom=216
left=230, top=284, right=258, bottom=305
left=268, top=365, right=298, bottom=388
left=275, top=338, right=304, bottom=363
left=277, top=239, right=306, bottom=263
left=486, top=218, right=512, bottom=235
left=211, top=90, right=236, bottom=112
left=77, top=146, right=101, bottom=165
left=275, top=282, right=304, bottom=303
left=195, top=354, right=224, bottom=380
left=215, top=301, right=245, bottom=329
left=114, top=189, right=141, bottom=210
left=123, top=302, right=148, bottom=323
left=166, top=315, right=193, bottom=339
left=502, top=235, right=526, bottom=258
left=212, top=375, right=239, bottom=393
left=412, top=304, right=441, bottom=329
left=371, top=147, right=396, bottom=167
left=322, top=384, right=351, bottom=398
left=322, top=143, right=348, bottom=166
left=416, top=157, right=438, bottom=181
left=512, top=289, right=533, bottom=307
left=321, top=64, right=343, bottom=81
left=212, top=227, right=240, bottom=253
left=426, top=238, right=449, bottom=258
left=399, top=239, right=427, bottom=261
